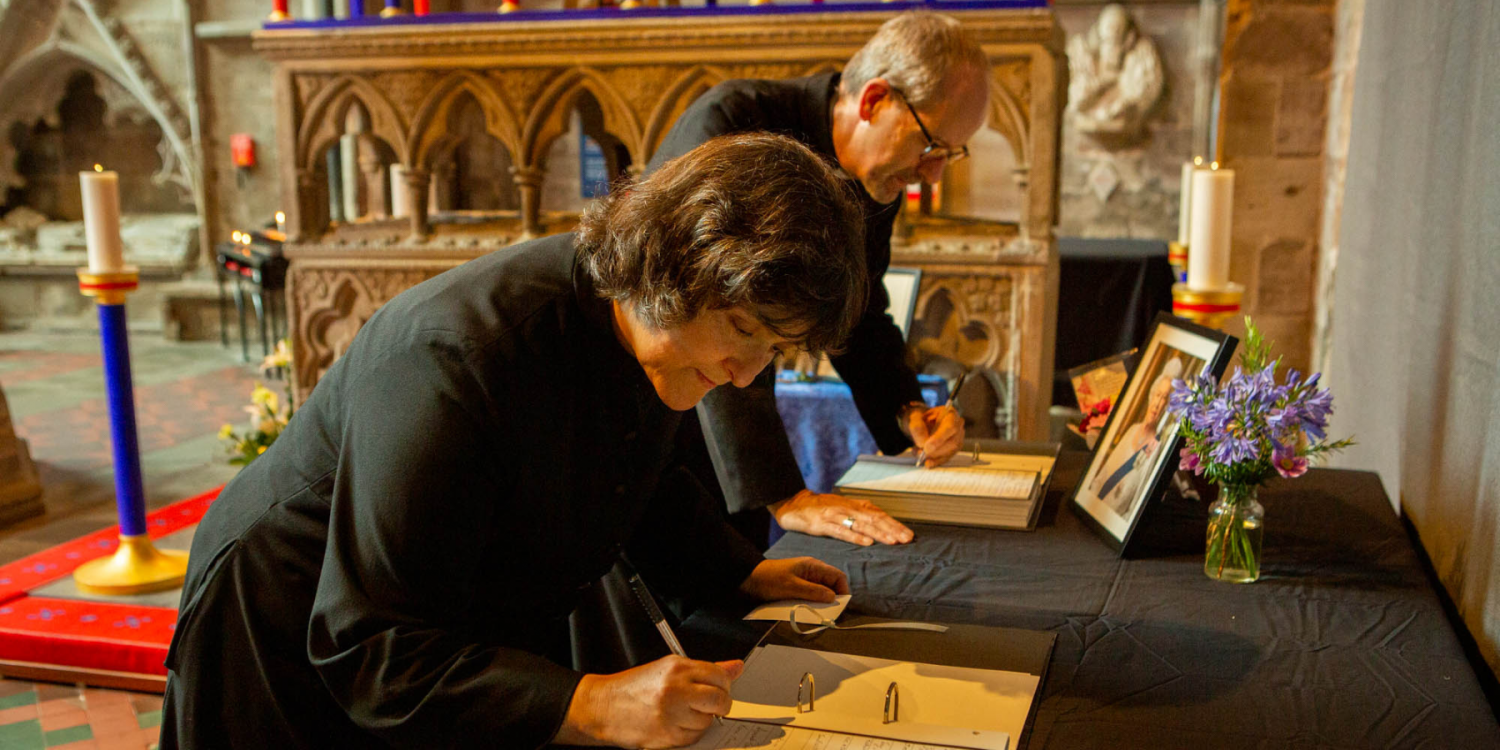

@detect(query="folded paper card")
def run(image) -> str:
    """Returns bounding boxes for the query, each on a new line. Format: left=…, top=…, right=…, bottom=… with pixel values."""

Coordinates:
left=744, top=594, right=851, bottom=623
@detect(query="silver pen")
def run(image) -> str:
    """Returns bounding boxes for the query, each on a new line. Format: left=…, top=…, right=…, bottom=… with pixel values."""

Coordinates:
left=916, top=370, right=968, bottom=467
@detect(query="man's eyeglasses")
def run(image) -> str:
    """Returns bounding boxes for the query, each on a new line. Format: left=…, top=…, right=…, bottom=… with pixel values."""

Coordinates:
left=891, top=88, right=970, bottom=164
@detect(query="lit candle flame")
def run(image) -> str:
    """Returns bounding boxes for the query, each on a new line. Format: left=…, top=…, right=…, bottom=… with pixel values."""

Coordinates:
left=93, top=164, right=103, bottom=172
left=275, top=211, right=286, bottom=223
left=1210, top=161, right=1220, bottom=170
left=232, top=231, right=242, bottom=243
left=1193, top=156, right=1203, bottom=166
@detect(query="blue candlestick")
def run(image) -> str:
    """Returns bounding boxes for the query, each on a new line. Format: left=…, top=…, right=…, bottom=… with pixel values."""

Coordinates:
left=72, top=268, right=189, bottom=596
left=99, top=302, right=147, bottom=537
left=349, top=0, right=364, bottom=18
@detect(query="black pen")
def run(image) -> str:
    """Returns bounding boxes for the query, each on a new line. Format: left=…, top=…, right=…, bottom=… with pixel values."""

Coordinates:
left=916, top=370, right=968, bottom=467
left=621, top=563, right=725, bottom=725
left=623, top=568, right=686, bottom=657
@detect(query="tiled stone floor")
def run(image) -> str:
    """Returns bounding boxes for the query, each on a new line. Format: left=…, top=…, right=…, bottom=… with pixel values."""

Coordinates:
left=0, top=328, right=261, bottom=750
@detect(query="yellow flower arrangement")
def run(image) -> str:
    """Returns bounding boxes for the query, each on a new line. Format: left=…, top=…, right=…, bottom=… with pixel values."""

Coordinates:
left=219, top=340, right=297, bottom=467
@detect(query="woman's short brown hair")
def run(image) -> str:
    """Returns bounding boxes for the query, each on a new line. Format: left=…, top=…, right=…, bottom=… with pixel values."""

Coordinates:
left=578, top=132, right=867, bottom=356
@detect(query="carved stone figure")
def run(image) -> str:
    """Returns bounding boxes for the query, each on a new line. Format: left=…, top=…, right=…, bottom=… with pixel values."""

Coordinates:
left=1067, top=4, right=1163, bottom=140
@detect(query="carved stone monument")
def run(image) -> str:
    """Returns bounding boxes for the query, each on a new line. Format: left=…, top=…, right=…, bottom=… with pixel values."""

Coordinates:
left=0, top=384, right=44, bottom=527
left=1067, top=4, right=1163, bottom=142
left=256, top=8, right=1065, bottom=439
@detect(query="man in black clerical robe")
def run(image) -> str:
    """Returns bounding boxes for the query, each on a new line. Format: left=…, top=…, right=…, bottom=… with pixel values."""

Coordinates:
left=160, top=134, right=865, bottom=750
left=647, top=11, right=993, bottom=547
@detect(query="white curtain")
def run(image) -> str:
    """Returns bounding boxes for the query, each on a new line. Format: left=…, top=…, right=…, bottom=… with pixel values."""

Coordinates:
left=1327, top=1, right=1500, bottom=672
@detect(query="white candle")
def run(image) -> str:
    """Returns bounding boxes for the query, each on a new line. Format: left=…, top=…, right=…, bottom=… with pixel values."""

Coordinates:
left=340, top=133, right=361, bottom=222
left=79, top=166, right=125, bottom=274
left=1187, top=162, right=1234, bottom=290
left=1177, top=157, right=1202, bottom=246
left=389, top=165, right=409, bottom=218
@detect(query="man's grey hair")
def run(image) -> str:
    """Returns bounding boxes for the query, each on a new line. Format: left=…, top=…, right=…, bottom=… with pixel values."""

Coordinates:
left=841, top=11, right=989, bottom=109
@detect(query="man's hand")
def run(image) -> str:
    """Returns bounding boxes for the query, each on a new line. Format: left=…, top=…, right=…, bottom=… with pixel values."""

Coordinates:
left=554, top=656, right=744, bottom=748
left=771, top=490, right=914, bottom=546
left=738, top=557, right=849, bottom=603
left=906, top=404, right=965, bottom=467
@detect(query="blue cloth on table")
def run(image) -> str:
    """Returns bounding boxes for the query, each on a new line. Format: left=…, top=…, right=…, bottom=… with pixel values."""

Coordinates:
left=772, top=373, right=949, bottom=495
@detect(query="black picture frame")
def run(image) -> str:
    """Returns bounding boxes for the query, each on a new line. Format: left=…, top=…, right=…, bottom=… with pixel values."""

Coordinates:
left=1069, top=312, right=1237, bottom=555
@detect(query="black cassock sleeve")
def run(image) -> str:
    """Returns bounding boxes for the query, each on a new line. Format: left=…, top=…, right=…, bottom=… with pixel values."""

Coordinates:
left=648, top=82, right=925, bottom=504
left=649, top=93, right=808, bottom=514
left=829, top=200, right=925, bottom=456
left=305, top=331, right=582, bottom=749
left=626, top=463, right=766, bottom=601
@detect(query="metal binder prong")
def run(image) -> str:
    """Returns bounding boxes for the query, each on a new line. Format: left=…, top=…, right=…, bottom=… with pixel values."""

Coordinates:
left=797, top=672, right=816, bottom=713
left=884, top=681, right=899, bottom=724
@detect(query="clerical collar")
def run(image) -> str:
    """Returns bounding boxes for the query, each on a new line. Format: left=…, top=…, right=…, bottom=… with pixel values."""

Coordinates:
left=810, top=71, right=842, bottom=162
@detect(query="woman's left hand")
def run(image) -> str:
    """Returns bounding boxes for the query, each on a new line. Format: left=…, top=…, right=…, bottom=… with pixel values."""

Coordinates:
left=738, top=557, right=850, bottom=602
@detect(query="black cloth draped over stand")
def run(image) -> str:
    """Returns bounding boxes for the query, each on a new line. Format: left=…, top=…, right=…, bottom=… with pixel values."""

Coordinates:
left=1053, top=238, right=1175, bottom=405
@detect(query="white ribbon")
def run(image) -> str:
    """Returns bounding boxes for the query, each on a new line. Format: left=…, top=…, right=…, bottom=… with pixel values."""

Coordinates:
left=788, top=605, right=949, bottom=635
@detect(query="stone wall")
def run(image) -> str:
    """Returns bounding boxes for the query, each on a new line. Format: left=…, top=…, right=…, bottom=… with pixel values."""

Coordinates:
left=197, top=1, right=282, bottom=250
left=1216, top=0, right=1335, bottom=374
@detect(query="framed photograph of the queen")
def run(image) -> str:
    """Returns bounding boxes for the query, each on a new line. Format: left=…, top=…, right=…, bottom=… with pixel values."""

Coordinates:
left=1072, top=313, right=1237, bottom=554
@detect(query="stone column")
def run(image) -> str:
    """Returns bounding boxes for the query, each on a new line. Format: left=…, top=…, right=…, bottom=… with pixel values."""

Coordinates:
left=513, top=165, right=544, bottom=240
left=428, top=158, right=456, bottom=215
left=356, top=136, right=388, bottom=219
left=1216, top=0, right=1335, bottom=373
left=294, top=168, right=325, bottom=240
left=404, top=167, right=431, bottom=240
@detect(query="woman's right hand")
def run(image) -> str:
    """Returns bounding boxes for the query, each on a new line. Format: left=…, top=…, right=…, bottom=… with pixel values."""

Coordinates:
left=554, top=655, right=744, bottom=748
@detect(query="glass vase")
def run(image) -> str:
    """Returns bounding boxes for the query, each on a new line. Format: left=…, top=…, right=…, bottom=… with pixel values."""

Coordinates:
left=1205, top=484, right=1264, bottom=583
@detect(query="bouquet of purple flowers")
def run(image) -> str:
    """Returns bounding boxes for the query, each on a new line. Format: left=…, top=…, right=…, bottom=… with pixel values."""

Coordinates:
left=1171, top=319, right=1353, bottom=583
left=1169, top=319, right=1354, bottom=488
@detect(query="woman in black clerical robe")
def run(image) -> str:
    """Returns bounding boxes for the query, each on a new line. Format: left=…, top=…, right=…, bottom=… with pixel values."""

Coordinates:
left=159, top=133, right=867, bottom=750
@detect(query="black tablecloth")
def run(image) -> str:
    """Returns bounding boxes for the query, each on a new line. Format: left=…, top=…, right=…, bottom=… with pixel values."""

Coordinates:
left=757, top=455, right=1500, bottom=749
left=1054, top=238, right=1175, bottom=405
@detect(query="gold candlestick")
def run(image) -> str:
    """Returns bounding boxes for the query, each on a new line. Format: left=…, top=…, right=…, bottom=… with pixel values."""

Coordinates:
left=1171, top=283, right=1244, bottom=331
left=1168, top=241, right=1189, bottom=282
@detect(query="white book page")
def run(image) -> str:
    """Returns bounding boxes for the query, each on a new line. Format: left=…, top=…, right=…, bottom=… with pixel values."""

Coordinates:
left=839, top=461, right=1036, bottom=500
left=857, top=453, right=1054, bottom=483
left=727, top=644, right=1033, bottom=748
left=683, top=719, right=1002, bottom=750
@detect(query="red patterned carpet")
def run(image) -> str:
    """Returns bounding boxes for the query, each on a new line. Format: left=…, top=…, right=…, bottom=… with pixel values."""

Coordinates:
left=0, top=489, right=218, bottom=689
left=0, top=332, right=260, bottom=749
